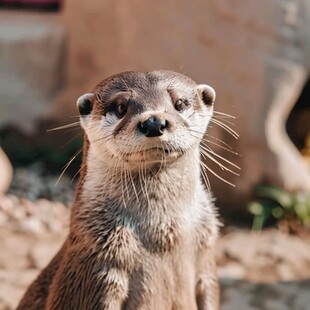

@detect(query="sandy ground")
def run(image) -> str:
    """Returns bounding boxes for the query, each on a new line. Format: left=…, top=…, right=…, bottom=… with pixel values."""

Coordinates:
left=1, top=195, right=310, bottom=309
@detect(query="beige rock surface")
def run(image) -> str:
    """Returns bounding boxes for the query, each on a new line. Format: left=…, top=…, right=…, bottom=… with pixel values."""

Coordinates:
left=55, top=0, right=310, bottom=209
left=0, top=148, right=12, bottom=196
left=221, top=278, right=310, bottom=310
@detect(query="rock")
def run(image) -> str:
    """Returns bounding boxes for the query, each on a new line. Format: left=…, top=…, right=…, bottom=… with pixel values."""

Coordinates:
left=217, top=230, right=310, bottom=282
left=0, top=194, right=70, bottom=234
left=0, top=195, right=15, bottom=214
left=0, top=232, right=31, bottom=269
left=0, top=269, right=38, bottom=310
left=30, top=242, right=62, bottom=269
left=58, top=0, right=310, bottom=211
left=20, top=217, right=45, bottom=234
left=220, top=278, right=310, bottom=310
left=218, top=263, right=245, bottom=279
left=0, top=212, right=8, bottom=226
left=8, top=166, right=75, bottom=203
left=0, top=147, right=12, bottom=195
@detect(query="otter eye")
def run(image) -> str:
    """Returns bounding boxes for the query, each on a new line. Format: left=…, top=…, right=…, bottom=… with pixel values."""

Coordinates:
left=175, top=99, right=188, bottom=112
left=116, top=102, right=128, bottom=118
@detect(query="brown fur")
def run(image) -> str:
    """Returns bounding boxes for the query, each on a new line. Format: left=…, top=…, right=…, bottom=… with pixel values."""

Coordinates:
left=17, top=70, right=220, bottom=309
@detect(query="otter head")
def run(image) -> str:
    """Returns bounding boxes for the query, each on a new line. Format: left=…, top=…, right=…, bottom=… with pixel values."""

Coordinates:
left=77, top=71, right=215, bottom=169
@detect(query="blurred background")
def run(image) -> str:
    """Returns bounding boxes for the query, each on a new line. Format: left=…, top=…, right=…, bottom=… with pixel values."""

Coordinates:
left=0, top=0, right=310, bottom=309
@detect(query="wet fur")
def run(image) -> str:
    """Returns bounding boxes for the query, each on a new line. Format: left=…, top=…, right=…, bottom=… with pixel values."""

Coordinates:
left=17, top=71, right=220, bottom=310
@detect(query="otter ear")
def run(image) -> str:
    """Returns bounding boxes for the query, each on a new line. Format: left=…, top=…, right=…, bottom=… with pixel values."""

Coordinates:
left=196, top=84, right=216, bottom=106
left=77, top=93, right=95, bottom=116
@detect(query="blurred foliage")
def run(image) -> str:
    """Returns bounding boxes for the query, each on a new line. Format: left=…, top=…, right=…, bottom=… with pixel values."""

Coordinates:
left=248, top=185, right=310, bottom=233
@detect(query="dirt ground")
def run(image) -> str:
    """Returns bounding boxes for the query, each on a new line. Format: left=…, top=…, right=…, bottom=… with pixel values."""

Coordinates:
left=1, top=194, right=310, bottom=310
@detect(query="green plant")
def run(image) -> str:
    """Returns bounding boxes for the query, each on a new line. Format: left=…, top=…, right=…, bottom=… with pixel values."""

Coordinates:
left=247, top=185, right=310, bottom=231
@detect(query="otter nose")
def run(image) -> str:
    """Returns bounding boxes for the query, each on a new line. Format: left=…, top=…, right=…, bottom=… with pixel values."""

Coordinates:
left=138, top=116, right=167, bottom=137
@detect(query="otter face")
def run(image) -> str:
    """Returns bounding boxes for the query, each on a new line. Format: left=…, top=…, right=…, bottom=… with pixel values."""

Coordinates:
left=77, top=71, right=215, bottom=167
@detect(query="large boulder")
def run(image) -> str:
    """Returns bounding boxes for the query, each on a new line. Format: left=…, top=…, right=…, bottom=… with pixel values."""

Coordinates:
left=58, top=0, right=310, bottom=210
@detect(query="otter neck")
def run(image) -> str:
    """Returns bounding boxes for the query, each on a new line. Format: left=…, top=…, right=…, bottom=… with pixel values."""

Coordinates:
left=74, top=144, right=202, bottom=213
left=71, top=143, right=206, bottom=253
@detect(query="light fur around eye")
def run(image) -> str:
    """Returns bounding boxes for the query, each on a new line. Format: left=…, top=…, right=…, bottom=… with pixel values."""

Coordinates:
left=105, top=111, right=121, bottom=125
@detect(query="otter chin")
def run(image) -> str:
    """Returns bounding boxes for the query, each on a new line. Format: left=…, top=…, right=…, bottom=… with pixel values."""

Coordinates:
left=123, top=148, right=181, bottom=164
left=17, top=70, right=220, bottom=310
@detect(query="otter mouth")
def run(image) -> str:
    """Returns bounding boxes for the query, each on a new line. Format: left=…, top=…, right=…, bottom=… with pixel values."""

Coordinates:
left=123, top=148, right=182, bottom=163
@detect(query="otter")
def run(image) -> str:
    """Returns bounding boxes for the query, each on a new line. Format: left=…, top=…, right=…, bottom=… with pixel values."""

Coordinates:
left=17, top=70, right=220, bottom=309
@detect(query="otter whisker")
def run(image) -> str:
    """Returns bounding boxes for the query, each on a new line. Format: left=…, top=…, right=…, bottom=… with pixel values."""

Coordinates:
left=142, top=157, right=151, bottom=207
left=188, top=133, right=238, bottom=186
left=71, top=162, right=87, bottom=184
left=120, top=76, right=130, bottom=92
left=90, top=132, right=119, bottom=147
left=187, top=111, right=196, bottom=119
left=191, top=133, right=240, bottom=175
left=105, top=154, right=119, bottom=200
left=128, top=166, right=140, bottom=204
left=61, top=132, right=83, bottom=149
left=47, top=122, right=81, bottom=132
left=193, top=152, right=211, bottom=191
left=119, top=157, right=128, bottom=208
left=56, top=147, right=84, bottom=185
left=213, top=110, right=236, bottom=119
left=200, top=160, right=236, bottom=187
left=199, top=144, right=240, bottom=170
left=139, top=164, right=150, bottom=205
left=199, top=148, right=240, bottom=176
left=210, top=119, right=239, bottom=139
left=138, top=163, right=147, bottom=204
left=212, top=115, right=236, bottom=127
left=166, top=74, right=178, bottom=91
left=204, top=133, right=234, bottom=150
left=124, top=162, right=135, bottom=203
left=186, top=148, right=197, bottom=201
left=121, top=161, right=129, bottom=203
left=202, top=139, right=240, bottom=155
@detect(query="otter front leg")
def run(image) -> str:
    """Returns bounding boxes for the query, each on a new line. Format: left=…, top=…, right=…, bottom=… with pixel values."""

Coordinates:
left=195, top=253, right=220, bottom=310
left=17, top=241, right=67, bottom=310
left=98, top=268, right=129, bottom=310
left=46, top=256, right=129, bottom=310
